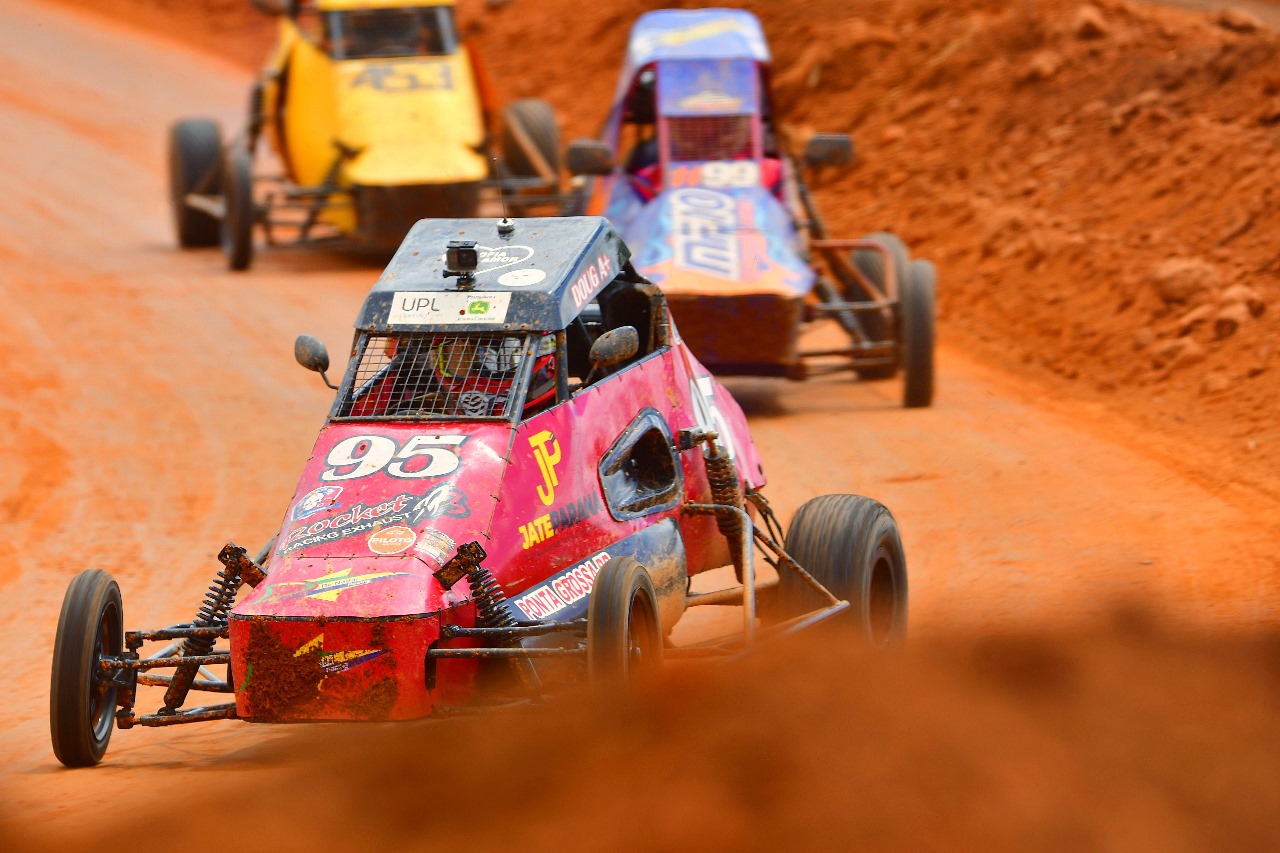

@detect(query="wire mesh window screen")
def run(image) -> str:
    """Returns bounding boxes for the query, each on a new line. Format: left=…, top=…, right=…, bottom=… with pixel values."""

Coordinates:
left=666, top=115, right=755, bottom=163
left=340, top=333, right=528, bottom=420
left=329, top=8, right=455, bottom=59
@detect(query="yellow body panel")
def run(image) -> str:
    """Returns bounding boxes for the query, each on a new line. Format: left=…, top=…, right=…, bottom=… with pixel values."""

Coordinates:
left=263, top=21, right=486, bottom=188
left=257, top=8, right=486, bottom=237
left=281, top=32, right=343, bottom=187
left=336, top=52, right=488, bottom=186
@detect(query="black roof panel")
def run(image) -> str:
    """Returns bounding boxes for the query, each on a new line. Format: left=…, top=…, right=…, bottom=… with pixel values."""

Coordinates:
left=357, top=216, right=632, bottom=333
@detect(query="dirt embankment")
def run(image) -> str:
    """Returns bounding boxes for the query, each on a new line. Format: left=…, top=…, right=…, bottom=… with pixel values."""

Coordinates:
left=8, top=619, right=1280, bottom=851
left=774, top=0, right=1280, bottom=493
left=52, top=0, right=1280, bottom=495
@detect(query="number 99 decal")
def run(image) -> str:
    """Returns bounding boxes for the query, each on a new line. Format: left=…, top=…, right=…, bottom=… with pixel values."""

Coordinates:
left=321, top=434, right=467, bottom=482
left=702, top=161, right=760, bottom=189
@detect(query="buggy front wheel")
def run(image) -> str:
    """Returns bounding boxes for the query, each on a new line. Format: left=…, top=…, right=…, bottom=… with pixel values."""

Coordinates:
left=50, top=569, right=124, bottom=767
left=902, top=258, right=936, bottom=408
left=851, top=231, right=910, bottom=379
left=781, top=494, right=908, bottom=645
left=168, top=118, right=222, bottom=248
left=587, top=557, right=663, bottom=684
left=221, top=142, right=255, bottom=272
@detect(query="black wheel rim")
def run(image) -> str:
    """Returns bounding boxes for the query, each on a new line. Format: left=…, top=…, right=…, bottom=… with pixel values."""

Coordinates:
left=866, top=547, right=899, bottom=646
left=89, top=600, right=119, bottom=743
left=624, top=590, right=659, bottom=678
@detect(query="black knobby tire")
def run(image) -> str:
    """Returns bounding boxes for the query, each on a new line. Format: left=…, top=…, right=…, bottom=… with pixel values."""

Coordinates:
left=902, top=258, right=936, bottom=408
left=851, top=231, right=910, bottom=379
left=781, top=494, right=908, bottom=645
left=50, top=569, right=124, bottom=767
left=587, top=556, right=663, bottom=683
left=221, top=142, right=255, bottom=271
left=168, top=119, right=223, bottom=248
left=502, top=98, right=561, bottom=180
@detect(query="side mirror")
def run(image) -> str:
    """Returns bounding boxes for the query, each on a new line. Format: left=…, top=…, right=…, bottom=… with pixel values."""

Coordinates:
left=566, top=140, right=615, bottom=176
left=803, top=133, right=855, bottom=168
left=588, top=326, right=640, bottom=375
left=250, top=0, right=291, bottom=15
left=295, top=334, right=338, bottom=390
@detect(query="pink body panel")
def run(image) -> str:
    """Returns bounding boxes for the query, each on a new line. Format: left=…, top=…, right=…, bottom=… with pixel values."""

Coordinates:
left=229, top=340, right=763, bottom=720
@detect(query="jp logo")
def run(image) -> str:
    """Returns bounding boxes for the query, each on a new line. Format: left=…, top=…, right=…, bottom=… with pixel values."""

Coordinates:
left=529, top=430, right=561, bottom=506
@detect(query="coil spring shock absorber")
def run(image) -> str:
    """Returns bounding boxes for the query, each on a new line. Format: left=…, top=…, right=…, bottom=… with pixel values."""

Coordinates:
left=468, top=566, right=519, bottom=630
left=160, top=544, right=264, bottom=713
left=703, top=433, right=747, bottom=579
left=434, top=541, right=541, bottom=691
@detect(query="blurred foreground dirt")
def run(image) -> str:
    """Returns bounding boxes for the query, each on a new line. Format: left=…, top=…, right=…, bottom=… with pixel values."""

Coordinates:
left=7, top=617, right=1280, bottom=851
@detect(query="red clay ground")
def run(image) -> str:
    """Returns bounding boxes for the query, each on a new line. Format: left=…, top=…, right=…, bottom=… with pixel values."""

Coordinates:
left=2, top=0, right=1277, bottom=848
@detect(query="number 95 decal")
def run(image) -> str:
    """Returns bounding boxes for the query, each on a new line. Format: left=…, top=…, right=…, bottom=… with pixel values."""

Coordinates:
left=322, top=434, right=467, bottom=482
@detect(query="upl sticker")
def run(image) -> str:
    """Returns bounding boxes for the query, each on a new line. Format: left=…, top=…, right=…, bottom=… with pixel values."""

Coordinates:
left=388, top=292, right=511, bottom=325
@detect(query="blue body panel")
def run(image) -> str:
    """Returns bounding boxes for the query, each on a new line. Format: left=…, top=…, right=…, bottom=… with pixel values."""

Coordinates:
left=616, top=185, right=812, bottom=295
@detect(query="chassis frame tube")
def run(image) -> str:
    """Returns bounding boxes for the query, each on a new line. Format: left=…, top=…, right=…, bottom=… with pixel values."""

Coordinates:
left=684, top=503, right=757, bottom=645
left=119, top=703, right=238, bottom=729
left=99, top=653, right=230, bottom=672
left=427, top=647, right=585, bottom=659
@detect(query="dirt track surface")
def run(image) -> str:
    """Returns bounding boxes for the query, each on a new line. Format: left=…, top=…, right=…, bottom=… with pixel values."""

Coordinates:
left=2, top=0, right=1279, bottom=847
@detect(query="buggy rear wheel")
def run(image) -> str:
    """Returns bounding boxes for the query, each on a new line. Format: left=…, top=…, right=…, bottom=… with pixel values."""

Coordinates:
left=168, top=118, right=223, bottom=248
left=851, top=231, right=909, bottom=379
left=587, top=557, right=663, bottom=684
left=781, top=495, right=907, bottom=645
left=50, top=569, right=123, bottom=767
left=502, top=98, right=561, bottom=182
left=221, top=142, right=255, bottom=272
left=902, top=258, right=936, bottom=408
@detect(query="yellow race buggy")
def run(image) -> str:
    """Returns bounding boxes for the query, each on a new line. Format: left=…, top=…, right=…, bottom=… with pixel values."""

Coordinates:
left=168, top=0, right=561, bottom=270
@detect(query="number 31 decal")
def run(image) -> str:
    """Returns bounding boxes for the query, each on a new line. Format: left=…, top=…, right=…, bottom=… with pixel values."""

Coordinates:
left=322, top=434, right=467, bottom=482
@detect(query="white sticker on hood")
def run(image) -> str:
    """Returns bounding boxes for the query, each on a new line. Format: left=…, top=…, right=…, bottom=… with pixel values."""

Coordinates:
left=498, top=268, right=546, bottom=287
left=388, top=292, right=511, bottom=325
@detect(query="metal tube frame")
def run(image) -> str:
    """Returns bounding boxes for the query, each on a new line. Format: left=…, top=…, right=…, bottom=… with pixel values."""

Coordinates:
left=105, top=621, right=240, bottom=731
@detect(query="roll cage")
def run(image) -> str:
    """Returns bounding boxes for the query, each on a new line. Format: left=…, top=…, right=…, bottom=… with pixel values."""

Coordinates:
left=330, top=276, right=674, bottom=426
left=290, top=4, right=459, bottom=60
left=612, top=59, right=782, bottom=195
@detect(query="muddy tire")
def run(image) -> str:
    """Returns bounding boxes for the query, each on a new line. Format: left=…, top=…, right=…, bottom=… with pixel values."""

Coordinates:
left=221, top=142, right=255, bottom=271
left=168, top=119, right=223, bottom=248
left=50, top=569, right=124, bottom=767
left=502, top=98, right=560, bottom=181
left=851, top=231, right=910, bottom=378
left=587, top=556, right=663, bottom=684
left=781, top=494, right=908, bottom=645
left=902, top=258, right=936, bottom=408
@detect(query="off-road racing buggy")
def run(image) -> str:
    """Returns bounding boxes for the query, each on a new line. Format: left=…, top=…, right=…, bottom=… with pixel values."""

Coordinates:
left=168, top=0, right=562, bottom=271
left=50, top=216, right=909, bottom=767
left=564, top=9, right=936, bottom=407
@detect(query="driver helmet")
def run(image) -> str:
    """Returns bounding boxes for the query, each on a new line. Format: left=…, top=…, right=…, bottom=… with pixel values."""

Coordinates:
left=670, top=114, right=754, bottom=162
left=345, top=8, right=417, bottom=56
left=434, top=334, right=557, bottom=417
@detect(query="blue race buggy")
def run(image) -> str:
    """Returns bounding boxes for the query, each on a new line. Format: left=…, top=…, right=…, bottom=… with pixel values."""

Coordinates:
left=565, top=8, right=935, bottom=407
